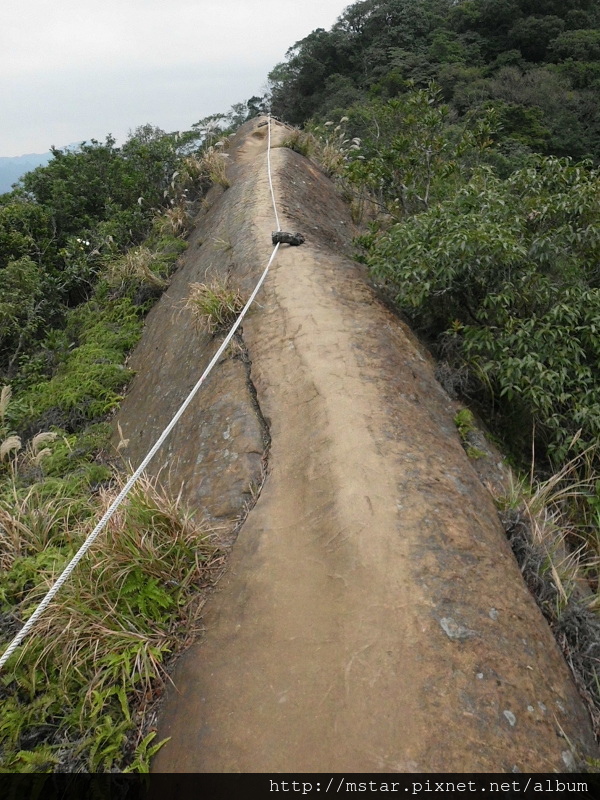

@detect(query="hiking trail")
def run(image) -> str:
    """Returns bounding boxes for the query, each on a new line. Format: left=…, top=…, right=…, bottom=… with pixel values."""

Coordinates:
left=114, top=118, right=597, bottom=772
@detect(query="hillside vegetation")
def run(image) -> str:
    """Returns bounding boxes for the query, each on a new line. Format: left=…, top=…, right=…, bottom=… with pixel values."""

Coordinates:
left=0, top=114, right=251, bottom=771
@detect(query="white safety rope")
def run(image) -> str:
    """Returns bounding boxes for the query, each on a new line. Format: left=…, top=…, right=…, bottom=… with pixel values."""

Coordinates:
left=0, top=116, right=281, bottom=671
left=267, top=115, right=282, bottom=232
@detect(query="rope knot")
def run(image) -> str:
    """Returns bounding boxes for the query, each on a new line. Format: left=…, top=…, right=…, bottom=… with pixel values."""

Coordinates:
left=271, top=231, right=305, bottom=246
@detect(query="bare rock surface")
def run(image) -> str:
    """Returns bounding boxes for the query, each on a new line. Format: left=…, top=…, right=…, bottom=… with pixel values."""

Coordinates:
left=116, top=118, right=597, bottom=772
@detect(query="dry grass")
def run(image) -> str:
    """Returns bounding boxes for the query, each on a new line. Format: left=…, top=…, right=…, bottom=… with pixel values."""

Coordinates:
left=312, top=118, right=362, bottom=177
left=318, top=140, right=348, bottom=177
left=499, top=444, right=600, bottom=600
left=15, top=473, right=222, bottom=699
left=0, top=480, right=81, bottom=572
left=183, top=280, right=245, bottom=335
left=280, top=129, right=318, bottom=158
left=212, top=235, right=233, bottom=253
left=1, top=470, right=226, bottom=770
left=104, top=247, right=168, bottom=291
left=156, top=202, right=192, bottom=236
left=0, top=385, right=11, bottom=424
left=1, top=384, right=57, bottom=474
left=0, top=386, right=18, bottom=463
left=181, top=154, right=204, bottom=183
left=280, top=124, right=357, bottom=177
left=0, top=434, right=21, bottom=462
left=495, top=443, right=600, bottom=740
left=198, top=146, right=230, bottom=188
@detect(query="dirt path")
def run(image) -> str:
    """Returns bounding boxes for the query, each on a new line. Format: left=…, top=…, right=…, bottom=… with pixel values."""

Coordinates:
left=120, top=119, right=596, bottom=772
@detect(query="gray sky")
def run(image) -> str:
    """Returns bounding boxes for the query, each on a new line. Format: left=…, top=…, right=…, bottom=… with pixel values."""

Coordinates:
left=1, top=0, right=350, bottom=157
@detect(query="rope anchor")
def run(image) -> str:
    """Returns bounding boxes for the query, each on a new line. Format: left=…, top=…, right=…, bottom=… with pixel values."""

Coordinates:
left=272, top=231, right=305, bottom=246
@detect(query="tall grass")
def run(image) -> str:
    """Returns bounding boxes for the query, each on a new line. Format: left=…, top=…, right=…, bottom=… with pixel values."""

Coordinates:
left=198, top=146, right=230, bottom=188
left=158, top=203, right=192, bottom=236
left=280, top=128, right=318, bottom=158
left=0, top=471, right=224, bottom=772
left=496, top=442, right=600, bottom=740
left=104, top=246, right=168, bottom=292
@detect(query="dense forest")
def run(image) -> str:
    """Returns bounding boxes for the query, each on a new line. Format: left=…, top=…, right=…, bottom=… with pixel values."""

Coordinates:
left=1, top=0, right=600, bottom=773
left=270, top=0, right=600, bottom=162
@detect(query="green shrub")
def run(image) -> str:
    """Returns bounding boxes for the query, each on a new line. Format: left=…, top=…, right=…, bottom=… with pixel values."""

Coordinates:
left=11, top=298, right=141, bottom=435
left=366, top=156, right=600, bottom=463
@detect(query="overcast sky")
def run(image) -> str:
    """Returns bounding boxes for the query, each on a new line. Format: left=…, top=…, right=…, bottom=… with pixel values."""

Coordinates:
left=0, top=0, right=351, bottom=157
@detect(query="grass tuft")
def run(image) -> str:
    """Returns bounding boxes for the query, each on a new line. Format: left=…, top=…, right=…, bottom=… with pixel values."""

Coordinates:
left=495, top=443, right=600, bottom=740
left=162, top=204, right=192, bottom=236
left=280, top=129, right=317, bottom=158
left=181, top=154, right=204, bottom=183
left=105, top=247, right=168, bottom=292
left=183, top=281, right=245, bottom=335
left=198, top=147, right=230, bottom=188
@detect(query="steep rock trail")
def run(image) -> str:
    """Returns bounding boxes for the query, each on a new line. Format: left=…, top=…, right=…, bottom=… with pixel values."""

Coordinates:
left=116, top=118, right=597, bottom=772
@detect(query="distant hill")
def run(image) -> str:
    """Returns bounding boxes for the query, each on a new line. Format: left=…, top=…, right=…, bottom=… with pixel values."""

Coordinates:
left=0, top=151, right=53, bottom=194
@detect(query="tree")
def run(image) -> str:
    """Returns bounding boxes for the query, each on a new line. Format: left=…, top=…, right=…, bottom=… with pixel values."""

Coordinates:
left=508, top=15, right=565, bottom=62
left=246, top=95, right=268, bottom=119
left=548, top=28, right=600, bottom=62
left=0, top=200, right=56, bottom=269
left=490, top=101, right=551, bottom=151
left=262, top=0, right=600, bottom=163
left=346, top=85, right=495, bottom=217
left=0, top=257, right=45, bottom=373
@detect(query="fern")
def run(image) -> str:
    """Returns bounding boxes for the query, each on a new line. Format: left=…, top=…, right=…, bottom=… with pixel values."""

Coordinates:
left=123, top=732, right=169, bottom=773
